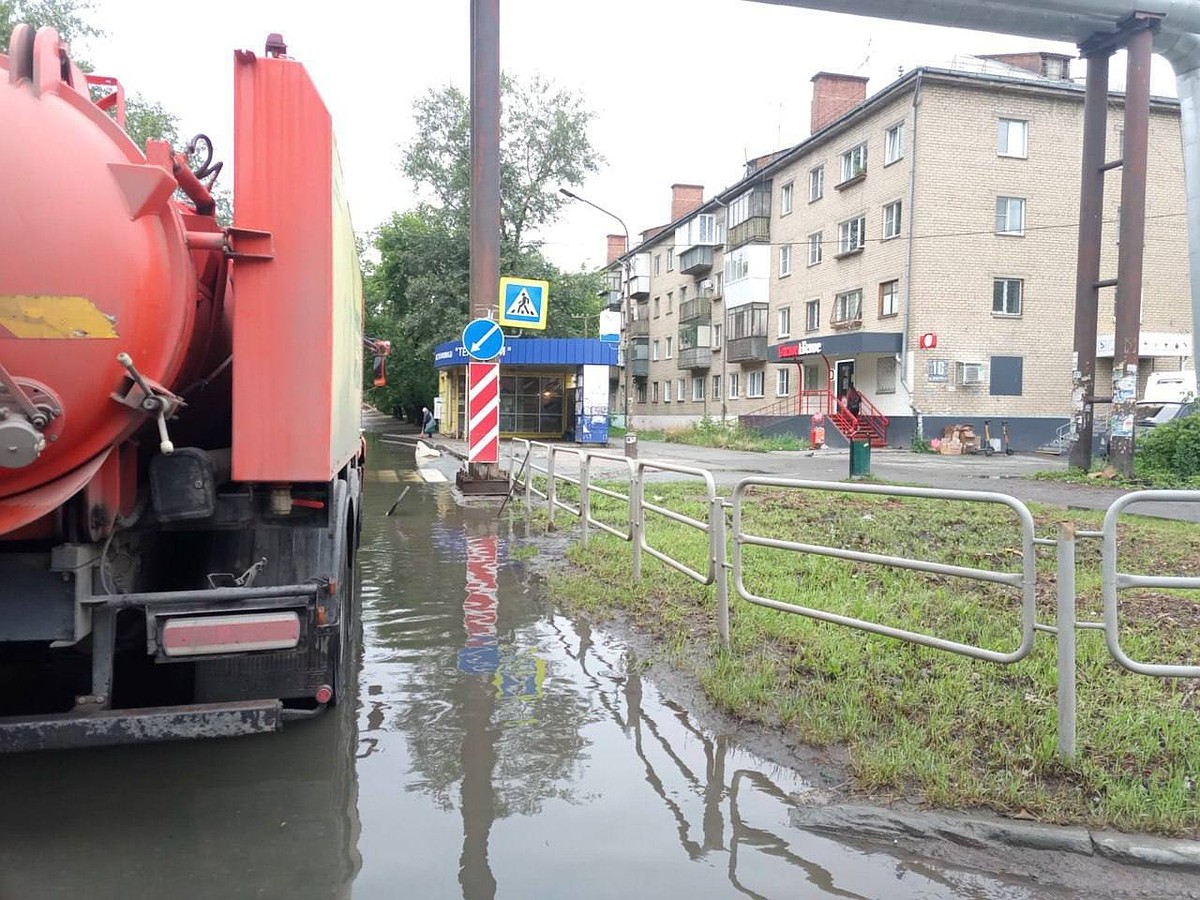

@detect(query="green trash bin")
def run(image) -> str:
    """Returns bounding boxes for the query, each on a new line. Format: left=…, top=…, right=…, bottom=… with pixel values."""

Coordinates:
left=849, top=439, right=871, bottom=477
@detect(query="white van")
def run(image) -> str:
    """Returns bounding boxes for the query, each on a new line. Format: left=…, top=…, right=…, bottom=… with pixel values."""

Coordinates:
left=1143, top=371, right=1197, bottom=404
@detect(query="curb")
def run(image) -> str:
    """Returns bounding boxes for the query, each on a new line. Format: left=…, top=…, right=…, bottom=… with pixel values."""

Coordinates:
left=790, top=803, right=1200, bottom=872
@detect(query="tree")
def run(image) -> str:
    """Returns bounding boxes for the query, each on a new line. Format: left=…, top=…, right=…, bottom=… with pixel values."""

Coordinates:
left=1, top=0, right=99, bottom=53
left=403, top=74, right=602, bottom=253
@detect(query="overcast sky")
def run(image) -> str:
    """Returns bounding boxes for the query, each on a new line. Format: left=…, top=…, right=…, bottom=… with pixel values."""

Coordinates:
left=81, top=0, right=1181, bottom=271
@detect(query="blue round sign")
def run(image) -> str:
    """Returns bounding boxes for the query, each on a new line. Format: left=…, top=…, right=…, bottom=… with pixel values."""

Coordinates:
left=462, top=318, right=506, bottom=362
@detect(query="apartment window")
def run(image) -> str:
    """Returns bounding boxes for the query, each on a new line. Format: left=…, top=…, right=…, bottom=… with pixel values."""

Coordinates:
left=838, top=216, right=866, bottom=255
left=995, top=197, right=1025, bottom=236
left=667, top=291, right=674, bottom=314
left=724, top=246, right=751, bottom=283
left=776, top=367, right=791, bottom=397
left=652, top=381, right=660, bottom=403
left=833, top=289, right=863, bottom=324
left=667, top=249, right=675, bottom=272
left=665, top=336, right=673, bottom=359
left=778, top=307, right=791, bottom=337
left=676, top=378, right=686, bottom=402
left=664, top=381, right=671, bottom=403
left=883, top=200, right=902, bottom=240
left=654, top=254, right=661, bottom=275
left=779, top=244, right=792, bottom=277
left=877, top=356, right=897, bottom=394
left=998, top=118, right=1028, bottom=158
left=803, top=363, right=820, bottom=392
left=809, top=165, right=824, bottom=201
left=879, top=279, right=900, bottom=318
left=993, top=278, right=1023, bottom=316
left=781, top=182, right=794, bottom=216
left=692, top=376, right=705, bottom=401
left=713, top=322, right=722, bottom=349
left=839, top=142, right=867, bottom=183
left=679, top=285, right=687, bottom=306
left=885, top=122, right=905, bottom=165
left=728, top=373, right=740, bottom=398
left=805, top=299, right=820, bottom=332
left=712, top=375, right=722, bottom=400
left=636, top=382, right=647, bottom=404
left=653, top=296, right=660, bottom=318
left=747, top=370, right=765, bottom=398
left=652, top=339, right=660, bottom=361
left=807, top=232, right=823, bottom=266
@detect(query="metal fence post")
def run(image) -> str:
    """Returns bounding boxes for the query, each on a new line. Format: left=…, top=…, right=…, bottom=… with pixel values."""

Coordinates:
left=1057, top=522, right=1077, bottom=762
left=580, top=454, right=590, bottom=549
left=523, top=445, right=532, bottom=516
left=546, top=449, right=557, bottom=528
left=631, top=467, right=643, bottom=583
left=711, top=497, right=730, bottom=649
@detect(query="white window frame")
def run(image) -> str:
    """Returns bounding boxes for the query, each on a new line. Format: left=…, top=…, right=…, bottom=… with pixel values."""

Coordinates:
left=833, top=289, right=863, bottom=324
left=885, top=122, right=905, bottom=165
left=728, top=373, right=740, bottom=399
left=805, top=299, right=820, bottom=332
left=998, top=118, right=1028, bottom=158
left=713, top=322, right=723, bottom=350
left=838, top=216, right=866, bottom=255
left=776, top=367, right=791, bottom=397
left=840, top=142, right=867, bottom=183
left=676, top=378, right=686, bottom=402
left=778, top=307, right=791, bottom=338
left=667, top=249, right=674, bottom=272
left=747, top=370, right=765, bottom=399
left=665, top=336, right=673, bottom=359
left=883, top=200, right=902, bottom=240
left=995, top=197, right=1026, bottom=236
left=807, top=232, right=823, bottom=266
left=993, top=277, right=1024, bottom=317
left=781, top=182, right=794, bottom=216
left=809, top=165, right=824, bottom=201
left=692, top=376, right=705, bottom=401
left=652, top=339, right=660, bottom=361
left=779, top=244, right=792, bottom=277
left=712, top=375, right=721, bottom=400
left=880, top=279, right=900, bottom=318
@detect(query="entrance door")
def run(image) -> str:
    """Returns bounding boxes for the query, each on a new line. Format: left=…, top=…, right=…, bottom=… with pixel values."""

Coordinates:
left=835, top=359, right=855, bottom=400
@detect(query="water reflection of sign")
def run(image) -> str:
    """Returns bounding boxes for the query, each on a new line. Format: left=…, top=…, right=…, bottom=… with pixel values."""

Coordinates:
left=458, top=535, right=500, bottom=676
left=493, top=649, right=545, bottom=701
left=927, top=359, right=949, bottom=382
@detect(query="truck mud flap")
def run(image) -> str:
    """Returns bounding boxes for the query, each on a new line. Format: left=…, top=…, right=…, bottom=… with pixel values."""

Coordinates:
left=0, top=699, right=286, bottom=753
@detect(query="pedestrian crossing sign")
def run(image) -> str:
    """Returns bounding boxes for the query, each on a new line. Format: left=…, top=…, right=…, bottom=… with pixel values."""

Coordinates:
left=498, top=277, right=549, bottom=330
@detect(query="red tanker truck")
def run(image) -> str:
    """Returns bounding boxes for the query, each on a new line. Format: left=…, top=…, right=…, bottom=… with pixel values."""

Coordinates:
left=0, top=26, right=375, bottom=751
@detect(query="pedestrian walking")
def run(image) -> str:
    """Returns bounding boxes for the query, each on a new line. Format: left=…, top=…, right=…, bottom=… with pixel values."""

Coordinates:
left=845, top=380, right=862, bottom=417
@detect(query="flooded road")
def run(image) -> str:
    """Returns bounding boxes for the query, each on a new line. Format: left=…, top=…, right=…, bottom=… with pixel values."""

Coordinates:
left=0, top=436, right=1129, bottom=898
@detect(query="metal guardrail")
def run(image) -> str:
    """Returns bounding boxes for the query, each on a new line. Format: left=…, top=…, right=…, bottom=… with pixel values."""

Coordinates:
left=730, top=478, right=1037, bottom=665
left=503, top=441, right=1200, bottom=761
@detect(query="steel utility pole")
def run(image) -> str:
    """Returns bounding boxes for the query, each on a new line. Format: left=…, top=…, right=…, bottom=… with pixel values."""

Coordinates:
left=469, top=0, right=502, bottom=483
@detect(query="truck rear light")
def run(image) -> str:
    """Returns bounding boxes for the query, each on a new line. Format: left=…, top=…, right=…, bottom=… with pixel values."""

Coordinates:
left=161, top=612, right=301, bottom=657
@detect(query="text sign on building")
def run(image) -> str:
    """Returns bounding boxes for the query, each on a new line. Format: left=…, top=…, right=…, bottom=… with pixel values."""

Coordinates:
left=498, top=277, right=549, bottom=330
left=468, top=362, right=500, bottom=464
left=927, top=359, right=949, bottom=382
left=777, top=340, right=824, bottom=359
left=462, top=317, right=506, bottom=361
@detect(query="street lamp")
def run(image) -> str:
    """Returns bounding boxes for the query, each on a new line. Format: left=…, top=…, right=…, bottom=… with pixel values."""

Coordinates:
left=560, top=188, right=633, bottom=429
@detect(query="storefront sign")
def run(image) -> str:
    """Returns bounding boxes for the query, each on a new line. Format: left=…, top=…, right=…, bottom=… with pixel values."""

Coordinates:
left=778, top=340, right=824, bottom=359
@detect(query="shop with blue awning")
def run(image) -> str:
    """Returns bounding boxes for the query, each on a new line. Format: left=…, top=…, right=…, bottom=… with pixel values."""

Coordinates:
left=433, top=338, right=617, bottom=444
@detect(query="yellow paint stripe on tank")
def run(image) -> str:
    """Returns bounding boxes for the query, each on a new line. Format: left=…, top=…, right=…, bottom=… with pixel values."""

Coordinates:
left=0, top=295, right=118, bottom=339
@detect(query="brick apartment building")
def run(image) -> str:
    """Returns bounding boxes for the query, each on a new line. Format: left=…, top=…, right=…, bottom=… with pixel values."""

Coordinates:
left=601, top=52, right=1193, bottom=449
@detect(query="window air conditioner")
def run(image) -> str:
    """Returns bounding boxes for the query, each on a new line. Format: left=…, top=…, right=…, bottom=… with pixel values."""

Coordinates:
left=958, top=362, right=985, bottom=385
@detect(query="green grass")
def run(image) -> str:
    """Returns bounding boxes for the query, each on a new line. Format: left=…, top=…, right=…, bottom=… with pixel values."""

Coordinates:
left=540, top=481, right=1200, bottom=836
left=1034, top=467, right=1200, bottom=490
left=663, top=418, right=810, bottom=452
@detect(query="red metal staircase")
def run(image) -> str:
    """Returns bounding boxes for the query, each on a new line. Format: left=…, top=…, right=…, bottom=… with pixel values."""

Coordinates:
left=749, top=388, right=889, bottom=447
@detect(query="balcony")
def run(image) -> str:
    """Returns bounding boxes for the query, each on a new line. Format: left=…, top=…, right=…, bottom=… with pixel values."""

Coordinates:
left=602, top=290, right=622, bottom=310
left=629, top=318, right=650, bottom=337
left=725, top=336, right=768, bottom=362
left=677, top=347, right=712, bottom=370
left=679, top=245, right=715, bottom=276
left=630, top=338, right=650, bottom=379
left=679, top=297, right=712, bottom=324
left=726, top=216, right=770, bottom=250
left=627, top=274, right=650, bottom=299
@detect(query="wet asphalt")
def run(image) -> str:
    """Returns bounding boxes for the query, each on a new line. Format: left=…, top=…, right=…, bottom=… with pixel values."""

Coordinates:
left=0, top=429, right=1191, bottom=898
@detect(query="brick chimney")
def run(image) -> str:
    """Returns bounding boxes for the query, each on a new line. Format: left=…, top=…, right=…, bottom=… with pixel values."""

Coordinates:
left=606, top=233, right=627, bottom=264
left=810, top=73, right=868, bottom=134
left=670, top=184, right=704, bottom=222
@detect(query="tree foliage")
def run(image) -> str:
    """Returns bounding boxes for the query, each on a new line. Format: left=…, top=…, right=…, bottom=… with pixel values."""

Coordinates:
left=367, top=75, right=605, bottom=419
left=1, top=0, right=99, bottom=52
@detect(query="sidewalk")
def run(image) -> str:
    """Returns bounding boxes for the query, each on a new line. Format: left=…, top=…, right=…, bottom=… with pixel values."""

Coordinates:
left=372, top=419, right=1199, bottom=523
